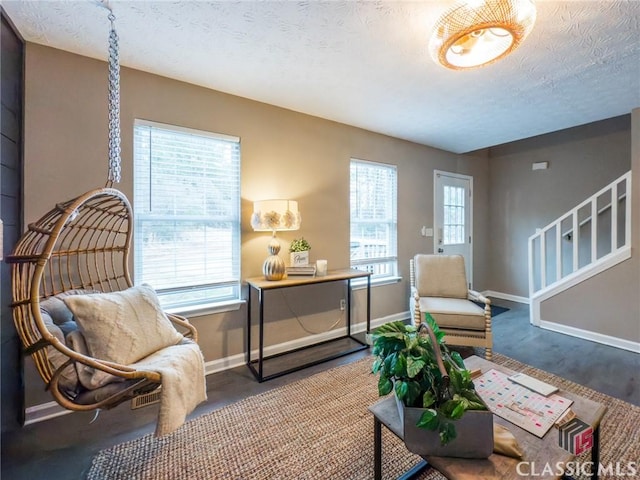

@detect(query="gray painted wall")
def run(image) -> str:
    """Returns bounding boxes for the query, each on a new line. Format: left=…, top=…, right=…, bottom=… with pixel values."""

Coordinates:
left=487, top=116, right=631, bottom=298
left=9, top=42, right=638, bottom=417
left=18, top=44, right=490, bottom=408
left=539, top=110, right=640, bottom=343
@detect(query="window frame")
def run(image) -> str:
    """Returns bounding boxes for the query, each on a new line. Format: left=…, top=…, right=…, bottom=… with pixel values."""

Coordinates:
left=132, top=119, right=242, bottom=311
left=349, top=158, right=398, bottom=283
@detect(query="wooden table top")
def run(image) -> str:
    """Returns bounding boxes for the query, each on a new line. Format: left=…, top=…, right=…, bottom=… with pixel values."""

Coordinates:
left=246, top=268, right=370, bottom=289
left=369, top=355, right=607, bottom=480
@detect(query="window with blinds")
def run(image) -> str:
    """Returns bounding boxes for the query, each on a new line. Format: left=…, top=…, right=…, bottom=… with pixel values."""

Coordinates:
left=133, top=120, right=241, bottom=308
left=349, top=159, right=397, bottom=279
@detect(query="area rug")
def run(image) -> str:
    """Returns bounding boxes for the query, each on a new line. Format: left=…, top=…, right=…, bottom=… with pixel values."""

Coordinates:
left=472, top=301, right=510, bottom=317
left=490, top=304, right=510, bottom=317
left=87, top=354, right=639, bottom=480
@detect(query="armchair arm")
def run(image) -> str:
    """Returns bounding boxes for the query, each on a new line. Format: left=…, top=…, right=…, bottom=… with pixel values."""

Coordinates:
left=411, top=289, right=422, bottom=326
left=468, top=289, right=491, bottom=306
left=468, top=290, right=492, bottom=333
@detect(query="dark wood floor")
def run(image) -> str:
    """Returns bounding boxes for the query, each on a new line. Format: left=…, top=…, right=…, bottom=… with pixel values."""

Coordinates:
left=2, top=299, right=638, bottom=479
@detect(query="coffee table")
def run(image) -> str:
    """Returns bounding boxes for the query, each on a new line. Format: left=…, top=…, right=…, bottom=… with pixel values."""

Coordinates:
left=369, top=355, right=607, bottom=480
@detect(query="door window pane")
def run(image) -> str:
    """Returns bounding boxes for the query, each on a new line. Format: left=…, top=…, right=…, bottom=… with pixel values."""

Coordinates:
left=443, top=185, right=465, bottom=245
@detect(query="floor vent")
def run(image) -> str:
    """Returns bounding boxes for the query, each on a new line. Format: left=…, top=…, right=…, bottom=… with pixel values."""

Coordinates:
left=131, top=388, right=162, bottom=410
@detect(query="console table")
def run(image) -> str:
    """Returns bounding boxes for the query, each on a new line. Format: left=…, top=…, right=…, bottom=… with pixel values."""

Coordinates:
left=246, top=269, right=371, bottom=382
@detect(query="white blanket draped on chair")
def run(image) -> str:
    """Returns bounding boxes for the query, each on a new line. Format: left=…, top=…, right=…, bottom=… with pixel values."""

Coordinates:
left=134, top=340, right=207, bottom=436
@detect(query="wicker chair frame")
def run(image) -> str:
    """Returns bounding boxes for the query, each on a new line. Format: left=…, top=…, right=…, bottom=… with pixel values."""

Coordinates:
left=7, top=188, right=197, bottom=412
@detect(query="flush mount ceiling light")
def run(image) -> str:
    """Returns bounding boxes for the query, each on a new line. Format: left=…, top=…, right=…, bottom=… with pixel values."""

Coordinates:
left=429, top=0, right=537, bottom=70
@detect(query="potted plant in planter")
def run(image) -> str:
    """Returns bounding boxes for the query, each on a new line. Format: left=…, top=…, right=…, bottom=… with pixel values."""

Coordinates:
left=289, top=237, right=311, bottom=266
left=371, top=314, right=493, bottom=458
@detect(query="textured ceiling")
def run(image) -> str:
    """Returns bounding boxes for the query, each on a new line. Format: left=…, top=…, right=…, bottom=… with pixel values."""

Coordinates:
left=3, top=0, right=640, bottom=153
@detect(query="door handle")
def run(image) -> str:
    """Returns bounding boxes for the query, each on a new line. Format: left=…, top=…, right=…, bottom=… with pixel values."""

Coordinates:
left=437, top=248, right=444, bottom=253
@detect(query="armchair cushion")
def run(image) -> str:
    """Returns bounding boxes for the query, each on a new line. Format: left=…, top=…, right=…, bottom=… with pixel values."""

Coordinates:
left=410, top=254, right=492, bottom=359
left=414, top=254, right=467, bottom=299
left=417, top=297, right=487, bottom=331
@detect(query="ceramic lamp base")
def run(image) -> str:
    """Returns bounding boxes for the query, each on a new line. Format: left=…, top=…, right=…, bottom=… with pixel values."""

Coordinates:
left=263, top=235, right=285, bottom=280
left=263, top=255, right=285, bottom=280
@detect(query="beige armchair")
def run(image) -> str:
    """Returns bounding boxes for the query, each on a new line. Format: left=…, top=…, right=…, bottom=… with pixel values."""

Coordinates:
left=409, top=254, right=492, bottom=360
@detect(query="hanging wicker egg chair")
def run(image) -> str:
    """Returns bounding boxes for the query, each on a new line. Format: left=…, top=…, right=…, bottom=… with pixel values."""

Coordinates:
left=7, top=188, right=197, bottom=412
left=6, top=6, right=204, bottom=421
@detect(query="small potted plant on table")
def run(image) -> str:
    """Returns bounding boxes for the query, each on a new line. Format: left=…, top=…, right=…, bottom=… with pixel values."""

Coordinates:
left=289, top=237, right=311, bottom=266
left=371, top=314, right=493, bottom=458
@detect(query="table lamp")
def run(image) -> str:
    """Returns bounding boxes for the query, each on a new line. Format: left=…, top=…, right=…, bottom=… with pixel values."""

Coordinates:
left=251, top=200, right=301, bottom=280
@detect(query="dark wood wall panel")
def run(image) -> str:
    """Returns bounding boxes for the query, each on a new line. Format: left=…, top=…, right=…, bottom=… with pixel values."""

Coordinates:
left=1, top=9, right=25, bottom=433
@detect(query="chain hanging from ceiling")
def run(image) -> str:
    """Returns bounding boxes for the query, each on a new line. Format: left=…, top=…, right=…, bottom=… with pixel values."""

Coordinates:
left=106, top=9, right=121, bottom=185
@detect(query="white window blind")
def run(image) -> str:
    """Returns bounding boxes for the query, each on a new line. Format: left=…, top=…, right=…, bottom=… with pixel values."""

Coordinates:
left=350, top=159, right=397, bottom=279
left=133, top=120, right=241, bottom=308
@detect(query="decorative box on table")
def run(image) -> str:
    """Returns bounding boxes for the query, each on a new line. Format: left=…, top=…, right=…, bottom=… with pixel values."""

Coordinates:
left=290, top=250, right=309, bottom=266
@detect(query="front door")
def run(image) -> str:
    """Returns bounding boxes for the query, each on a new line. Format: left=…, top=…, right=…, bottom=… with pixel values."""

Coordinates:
left=434, top=170, right=473, bottom=288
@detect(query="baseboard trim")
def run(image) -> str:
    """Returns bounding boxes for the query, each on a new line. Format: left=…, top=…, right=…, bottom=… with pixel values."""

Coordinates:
left=24, top=312, right=407, bottom=425
left=539, top=319, right=640, bottom=354
left=481, top=290, right=529, bottom=304
left=204, top=353, right=246, bottom=375
left=24, top=401, right=72, bottom=426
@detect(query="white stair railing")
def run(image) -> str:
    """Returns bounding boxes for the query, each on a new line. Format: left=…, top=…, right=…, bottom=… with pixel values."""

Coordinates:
left=528, top=171, right=631, bottom=298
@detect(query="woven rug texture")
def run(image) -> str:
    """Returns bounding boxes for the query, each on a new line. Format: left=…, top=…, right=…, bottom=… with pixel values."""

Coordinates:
left=87, top=353, right=640, bottom=480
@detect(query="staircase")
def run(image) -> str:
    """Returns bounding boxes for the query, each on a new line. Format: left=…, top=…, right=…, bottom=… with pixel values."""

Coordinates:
left=528, top=171, right=632, bottom=326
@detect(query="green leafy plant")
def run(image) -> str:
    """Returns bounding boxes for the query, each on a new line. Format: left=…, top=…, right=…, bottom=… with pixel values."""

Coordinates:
left=371, top=314, right=487, bottom=445
left=289, top=237, right=311, bottom=253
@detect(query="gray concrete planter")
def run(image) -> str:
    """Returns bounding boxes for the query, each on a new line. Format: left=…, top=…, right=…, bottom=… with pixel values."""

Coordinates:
left=395, top=393, right=494, bottom=458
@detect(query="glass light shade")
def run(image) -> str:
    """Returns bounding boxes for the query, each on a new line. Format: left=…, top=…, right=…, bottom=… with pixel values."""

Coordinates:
left=251, top=199, right=301, bottom=232
left=429, top=0, right=537, bottom=70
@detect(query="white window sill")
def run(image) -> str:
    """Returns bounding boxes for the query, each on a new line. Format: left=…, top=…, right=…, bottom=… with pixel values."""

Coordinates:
left=351, top=276, right=402, bottom=290
left=166, top=299, right=244, bottom=318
